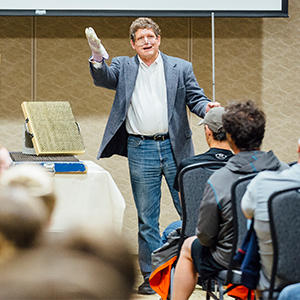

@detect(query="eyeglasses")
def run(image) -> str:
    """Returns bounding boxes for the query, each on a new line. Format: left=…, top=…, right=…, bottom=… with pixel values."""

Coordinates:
left=135, top=36, right=157, bottom=46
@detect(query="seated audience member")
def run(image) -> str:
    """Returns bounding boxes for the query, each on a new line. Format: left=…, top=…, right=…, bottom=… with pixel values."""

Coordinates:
left=0, top=226, right=136, bottom=300
left=0, top=146, right=12, bottom=174
left=160, top=107, right=233, bottom=252
left=241, top=138, right=300, bottom=294
left=161, top=106, right=233, bottom=249
left=0, top=164, right=56, bottom=224
left=277, top=282, right=300, bottom=300
left=172, top=100, right=289, bottom=300
left=0, top=185, right=48, bottom=264
left=173, top=106, right=233, bottom=192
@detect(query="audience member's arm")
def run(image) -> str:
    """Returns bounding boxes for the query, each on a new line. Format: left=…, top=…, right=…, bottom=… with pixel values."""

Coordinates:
left=241, top=182, right=256, bottom=219
left=196, top=185, right=219, bottom=247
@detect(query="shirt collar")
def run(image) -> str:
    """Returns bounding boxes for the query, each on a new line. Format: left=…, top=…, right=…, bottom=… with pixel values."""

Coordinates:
left=138, top=51, right=162, bottom=68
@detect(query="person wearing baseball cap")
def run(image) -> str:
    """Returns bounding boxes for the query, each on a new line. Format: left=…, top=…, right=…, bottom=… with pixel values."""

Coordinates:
left=173, top=106, right=233, bottom=191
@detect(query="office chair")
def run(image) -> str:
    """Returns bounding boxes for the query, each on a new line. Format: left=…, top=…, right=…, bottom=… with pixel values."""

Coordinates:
left=206, top=173, right=257, bottom=300
left=263, top=186, right=300, bottom=300
left=166, top=161, right=227, bottom=299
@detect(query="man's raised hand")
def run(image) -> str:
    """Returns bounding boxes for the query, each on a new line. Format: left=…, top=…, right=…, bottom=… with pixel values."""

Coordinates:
left=85, top=27, right=109, bottom=62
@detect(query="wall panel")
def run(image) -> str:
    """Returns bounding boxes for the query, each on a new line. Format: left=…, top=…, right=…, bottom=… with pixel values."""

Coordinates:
left=1, top=1, right=300, bottom=253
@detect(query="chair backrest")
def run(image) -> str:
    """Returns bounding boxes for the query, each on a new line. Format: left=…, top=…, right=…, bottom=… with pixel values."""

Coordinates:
left=226, top=173, right=257, bottom=284
left=177, top=161, right=227, bottom=257
left=268, top=186, right=300, bottom=299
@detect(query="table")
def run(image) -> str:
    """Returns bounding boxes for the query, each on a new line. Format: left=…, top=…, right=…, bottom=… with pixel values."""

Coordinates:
left=49, top=160, right=125, bottom=235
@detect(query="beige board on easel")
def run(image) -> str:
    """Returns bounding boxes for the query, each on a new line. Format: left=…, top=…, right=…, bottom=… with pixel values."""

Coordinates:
left=21, top=101, right=85, bottom=156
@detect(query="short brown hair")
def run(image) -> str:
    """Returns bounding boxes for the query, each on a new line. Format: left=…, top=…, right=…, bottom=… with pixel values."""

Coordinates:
left=130, top=17, right=161, bottom=42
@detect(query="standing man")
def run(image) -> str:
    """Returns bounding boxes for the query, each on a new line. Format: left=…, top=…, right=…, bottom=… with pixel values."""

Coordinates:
left=85, top=17, right=219, bottom=295
left=173, top=106, right=233, bottom=192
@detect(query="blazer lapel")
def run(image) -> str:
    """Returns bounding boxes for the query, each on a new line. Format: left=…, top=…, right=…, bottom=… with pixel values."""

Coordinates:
left=124, top=56, right=139, bottom=109
left=162, top=54, right=178, bottom=123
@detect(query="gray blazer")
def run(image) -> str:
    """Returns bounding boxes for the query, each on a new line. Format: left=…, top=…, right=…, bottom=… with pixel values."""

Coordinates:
left=89, top=52, right=211, bottom=166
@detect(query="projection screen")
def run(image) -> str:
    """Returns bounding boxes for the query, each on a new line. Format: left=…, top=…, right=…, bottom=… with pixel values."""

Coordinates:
left=0, top=0, right=289, bottom=17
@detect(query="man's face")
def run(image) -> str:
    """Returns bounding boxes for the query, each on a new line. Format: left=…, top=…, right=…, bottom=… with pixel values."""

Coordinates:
left=130, top=28, right=161, bottom=64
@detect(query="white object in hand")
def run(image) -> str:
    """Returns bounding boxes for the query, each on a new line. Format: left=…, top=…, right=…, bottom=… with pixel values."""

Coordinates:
left=85, top=27, right=109, bottom=62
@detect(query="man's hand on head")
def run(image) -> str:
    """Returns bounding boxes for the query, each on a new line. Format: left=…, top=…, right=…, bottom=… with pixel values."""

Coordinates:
left=206, top=102, right=221, bottom=113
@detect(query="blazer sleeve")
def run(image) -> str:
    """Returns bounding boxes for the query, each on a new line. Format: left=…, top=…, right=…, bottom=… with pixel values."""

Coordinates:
left=184, top=62, right=211, bottom=118
left=89, top=57, right=122, bottom=90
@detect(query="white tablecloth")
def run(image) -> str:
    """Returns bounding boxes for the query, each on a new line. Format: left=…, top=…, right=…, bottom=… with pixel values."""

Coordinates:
left=49, top=160, right=125, bottom=235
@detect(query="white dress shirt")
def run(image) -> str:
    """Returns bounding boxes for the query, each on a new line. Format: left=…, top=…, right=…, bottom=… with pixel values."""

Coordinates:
left=125, top=53, right=168, bottom=136
left=90, top=52, right=169, bottom=136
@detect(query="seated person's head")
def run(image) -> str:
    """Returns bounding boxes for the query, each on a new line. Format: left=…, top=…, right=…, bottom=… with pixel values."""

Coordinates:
left=0, top=164, right=56, bottom=222
left=0, top=185, right=48, bottom=262
left=56, top=228, right=136, bottom=299
left=222, top=100, right=265, bottom=151
left=0, top=226, right=136, bottom=299
left=200, top=106, right=227, bottom=143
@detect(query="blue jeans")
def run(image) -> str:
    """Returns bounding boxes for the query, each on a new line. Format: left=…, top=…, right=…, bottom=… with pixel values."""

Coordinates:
left=127, top=135, right=182, bottom=278
left=160, top=220, right=182, bottom=246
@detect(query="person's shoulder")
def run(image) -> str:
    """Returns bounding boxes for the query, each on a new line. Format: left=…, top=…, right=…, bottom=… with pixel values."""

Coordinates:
left=178, top=157, right=195, bottom=169
left=290, top=162, right=300, bottom=169
left=177, top=154, right=206, bottom=173
left=276, top=162, right=300, bottom=178
left=279, top=160, right=290, bottom=170
left=208, top=148, right=234, bottom=161
left=245, top=169, right=279, bottom=193
left=251, top=163, right=288, bottom=183
left=179, top=151, right=214, bottom=167
left=208, top=163, right=232, bottom=184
